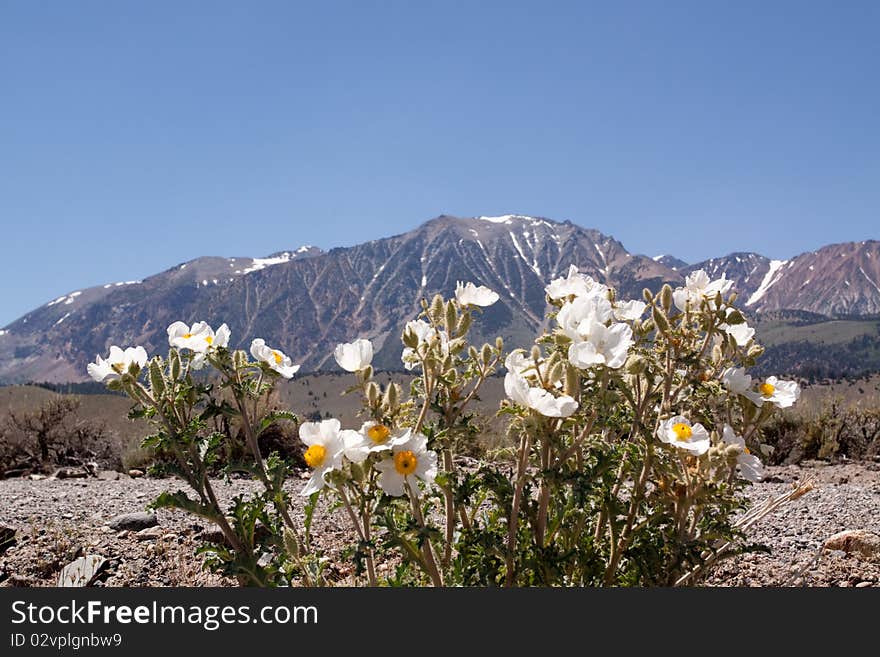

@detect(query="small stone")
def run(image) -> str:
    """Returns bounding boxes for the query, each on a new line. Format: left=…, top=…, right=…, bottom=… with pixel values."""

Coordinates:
left=855, top=581, right=872, bottom=588
left=116, top=530, right=129, bottom=539
left=97, top=470, right=122, bottom=481
left=107, top=512, right=158, bottom=532
left=0, top=523, right=17, bottom=554
left=54, top=467, right=88, bottom=479
left=135, top=527, right=164, bottom=541
left=128, top=469, right=145, bottom=478
left=823, top=530, right=880, bottom=561
left=58, top=555, right=107, bottom=587
left=29, top=474, right=46, bottom=481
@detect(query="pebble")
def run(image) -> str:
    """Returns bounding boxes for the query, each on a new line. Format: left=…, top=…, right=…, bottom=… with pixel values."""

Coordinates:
left=855, top=581, right=872, bottom=588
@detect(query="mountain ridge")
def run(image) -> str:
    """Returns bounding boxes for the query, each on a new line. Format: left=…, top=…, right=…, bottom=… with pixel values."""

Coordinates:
left=1, top=215, right=878, bottom=383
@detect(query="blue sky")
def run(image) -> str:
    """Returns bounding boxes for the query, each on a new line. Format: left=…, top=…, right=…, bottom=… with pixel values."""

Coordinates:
left=1, top=1, right=878, bottom=326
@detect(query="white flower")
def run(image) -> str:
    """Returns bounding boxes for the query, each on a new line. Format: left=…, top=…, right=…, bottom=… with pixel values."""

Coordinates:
left=374, top=430, right=438, bottom=497
left=504, top=349, right=561, bottom=386
left=87, top=345, right=148, bottom=382
left=298, top=419, right=347, bottom=496
left=342, top=421, right=410, bottom=462
left=455, top=281, right=499, bottom=307
left=250, top=338, right=300, bottom=378
left=613, top=299, right=647, bottom=321
left=567, top=321, right=633, bottom=370
left=672, top=270, right=733, bottom=312
left=556, top=295, right=613, bottom=342
left=334, top=338, right=373, bottom=372
left=546, top=265, right=608, bottom=301
left=504, top=371, right=578, bottom=418
left=722, top=424, right=763, bottom=482
left=721, top=367, right=752, bottom=395
left=744, top=376, right=800, bottom=409
left=401, top=320, right=449, bottom=370
left=720, top=322, right=755, bottom=347
left=657, top=415, right=711, bottom=456
left=167, top=321, right=215, bottom=352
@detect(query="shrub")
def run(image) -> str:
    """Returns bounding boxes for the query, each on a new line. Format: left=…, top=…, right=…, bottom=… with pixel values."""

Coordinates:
left=90, top=271, right=811, bottom=586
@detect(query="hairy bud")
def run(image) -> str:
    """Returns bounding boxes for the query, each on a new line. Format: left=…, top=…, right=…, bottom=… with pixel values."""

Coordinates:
left=383, top=382, right=399, bottom=411
left=652, top=306, right=670, bottom=333
left=564, top=364, right=580, bottom=397
left=747, top=344, right=765, bottom=359
left=660, top=284, right=673, bottom=312
left=643, top=288, right=654, bottom=304
left=624, top=354, right=647, bottom=375
left=530, top=345, right=542, bottom=362
left=445, top=301, right=458, bottom=334
left=711, top=344, right=723, bottom=365
left=456, top=311, right=472, bottom=337
left=148, top=359, right=166, bottom=398
left=547, top=361, right=563, bottom=387
left=480, top=343, right=493, bottom=365
left=430, top=294, right=445, bottom=322
left=169, top=349, right=182, bottom=380
left=366, top=382, right=380, bottom=407
left=402, top=326, right=420, bottom=349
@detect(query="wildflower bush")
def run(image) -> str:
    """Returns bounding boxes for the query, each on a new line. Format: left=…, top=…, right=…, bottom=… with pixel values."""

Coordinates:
left=90, top=272, right=810, bottom=586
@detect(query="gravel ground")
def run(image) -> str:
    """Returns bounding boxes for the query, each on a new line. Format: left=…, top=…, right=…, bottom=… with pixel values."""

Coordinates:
left=1, top=461, right=878, bottom=587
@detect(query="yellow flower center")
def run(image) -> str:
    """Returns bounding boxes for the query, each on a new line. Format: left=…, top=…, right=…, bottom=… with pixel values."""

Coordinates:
left=394, top=450, right=418, bottom=476
left=743, top=446, right=751, bottom=455
left=304, top=444, right=326, bottom=468
left=111, top=362, right=125, bottom=374
left=367, top=424, right=391, bottom=444
left=205, top=336, right=213, bottom=345
left=760, top=382, right=775, bottom=397
left=272, top=350, right=283, bottom=365
left=182, top=333, right=192, bottom=339
left=672, top=423, right=693, bottom=442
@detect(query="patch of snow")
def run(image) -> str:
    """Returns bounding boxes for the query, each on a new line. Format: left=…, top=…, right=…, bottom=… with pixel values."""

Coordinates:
left=421, top=275, right=427, bottom=287
left=735, top=256, right=742, bottom=263
left=103, top=284, right=112, bottom=289
left=181, top=264, right=187, bottom=269
left=47, top=296, right=66, bottom=307
left=858, top=267, right=880, bottom=294
left=240, top=252, right=294, bottom=274
left=0, top=330, right=7, bottom=336
left=212, top=279, right=218, bottom=285
left=845, top=280, right=850, bottom=286
left=509, top=233, right=540, bottom=277
left=809, top=265, right=814, bottom=271
left=746, top=260, right=787, bottom=306
left=55, top=312, right=71, bottom=325
left=202, top=279, right=208, bottom=286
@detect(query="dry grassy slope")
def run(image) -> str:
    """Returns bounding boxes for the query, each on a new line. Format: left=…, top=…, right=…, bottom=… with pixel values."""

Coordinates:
left=0, top=386, right=152, bottom=450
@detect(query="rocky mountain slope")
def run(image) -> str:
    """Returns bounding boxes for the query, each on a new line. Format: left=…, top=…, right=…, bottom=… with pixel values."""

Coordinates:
left=0, top=215, right=877, bottom=383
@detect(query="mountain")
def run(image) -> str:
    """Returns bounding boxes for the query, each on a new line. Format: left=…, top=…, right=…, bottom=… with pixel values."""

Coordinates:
left=0, top=215, right=680, bottom=383
left=652, top=254, right=688, bottom=271
left=684, top=242, right=880, bottom=317
left=1, top=215, right=877, bottom=384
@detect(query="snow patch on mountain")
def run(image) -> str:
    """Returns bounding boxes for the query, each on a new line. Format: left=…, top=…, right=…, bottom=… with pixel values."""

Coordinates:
left=746, top=260, right=787, bottom=306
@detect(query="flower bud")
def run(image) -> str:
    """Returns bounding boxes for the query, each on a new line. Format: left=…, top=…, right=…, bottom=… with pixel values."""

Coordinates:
left=480, top=343, right=493, bottom=364
left=383, top=382, right=399, bottom=411
left=445, top=300, right=458, bottom=333
left=149, top=359, right=166, bottom=398
left=728, top=292, right=738, bottom=305
left=169, top=349, right=182, bottom=380
left=725, top=309, right=745, bottom=325
left=233, top=349, right=248, bottom=370
left=361, top=365, right=374, bottom=382
left=496, top=336, right=504, bottom=351
left=711, top=344, right=723, bottom=365
left=564, top=364, right=580, bottom=397
left=747, top=344, right=765, bottom=359
left=660, top=284, right=673, bottom=312
left=547, top=361, right=563, bottom=387
left=402, top=326, right=420, bottom=349
left=366, top=382, right=380, bottom=406
left=652, top=306, right=670, bottom=333
left=530, top=345, right=542, bottom=362
left=456, top=312, right=472, bottom=337
left=468, top=345, right=479, bottom=361
left=643, top=288, right=654, bottom=304
left=430, top=295, right=445, bottom=322
left=625, top=354, right=647, bottom=375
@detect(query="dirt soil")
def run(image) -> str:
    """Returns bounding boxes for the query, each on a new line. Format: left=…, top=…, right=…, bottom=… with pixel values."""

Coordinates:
left=1, top=460, right=878, bottom=587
